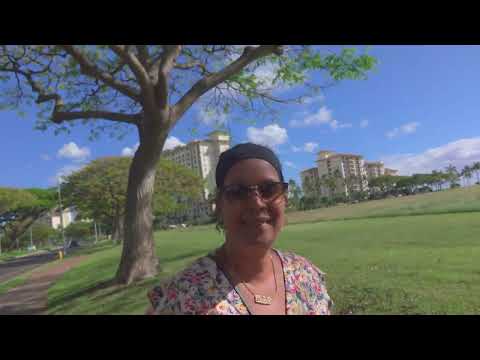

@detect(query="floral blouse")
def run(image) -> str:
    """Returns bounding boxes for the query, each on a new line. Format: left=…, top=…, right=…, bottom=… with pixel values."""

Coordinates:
left=147, top=249, right=333, bottom=315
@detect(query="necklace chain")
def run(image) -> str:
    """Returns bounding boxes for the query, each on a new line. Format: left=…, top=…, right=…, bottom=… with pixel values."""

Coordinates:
left=220, top=247, right=277, bottom=305
left=241, top=255, right=277, bottom=299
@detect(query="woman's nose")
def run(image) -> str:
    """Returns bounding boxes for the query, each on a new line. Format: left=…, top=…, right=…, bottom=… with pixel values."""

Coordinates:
left=245, top=188, right=267, bottom=207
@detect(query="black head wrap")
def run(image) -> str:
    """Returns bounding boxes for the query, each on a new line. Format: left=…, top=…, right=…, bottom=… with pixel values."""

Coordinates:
left=215, top=143, right=284, bottom=188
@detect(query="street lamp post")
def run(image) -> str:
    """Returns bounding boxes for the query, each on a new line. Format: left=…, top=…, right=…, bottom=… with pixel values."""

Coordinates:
left=57, top=178, right=66, bottom=252
left=94, top=221, right=98, bottom=243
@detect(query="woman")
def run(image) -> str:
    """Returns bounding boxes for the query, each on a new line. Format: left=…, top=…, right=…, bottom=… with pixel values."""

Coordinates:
left=147, top=143, right=333, bottom=315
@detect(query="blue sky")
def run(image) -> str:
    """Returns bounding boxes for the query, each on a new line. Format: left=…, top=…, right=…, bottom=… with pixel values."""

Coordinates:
left=1, top=45, right=480, bottom=189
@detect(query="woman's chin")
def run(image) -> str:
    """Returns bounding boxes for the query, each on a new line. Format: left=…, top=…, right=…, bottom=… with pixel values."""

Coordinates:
left=242, top=224, right=276, bottom=245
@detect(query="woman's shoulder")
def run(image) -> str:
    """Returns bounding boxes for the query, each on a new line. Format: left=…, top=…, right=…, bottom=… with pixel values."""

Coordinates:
left=147, top=255, right=220, bottom=315
left=277, top=249, right=333, bottom=314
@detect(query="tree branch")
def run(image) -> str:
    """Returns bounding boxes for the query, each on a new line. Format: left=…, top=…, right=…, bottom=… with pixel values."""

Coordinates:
left=0, top=63, right=65, bottom=112
left=156, top=45, right=182, bottom=109
left=174, top=60, right=209, bottom=73
left=109, top=45, right=157, bottom=113
left=136, top=45, right=149, bottom=67
left=109, top=46, right=150, bottom=90
left=172, top=45, right=284, bottom=122
left=60, top=45, right=140, bottom=102
left=51, top=110, right=141, bottom=125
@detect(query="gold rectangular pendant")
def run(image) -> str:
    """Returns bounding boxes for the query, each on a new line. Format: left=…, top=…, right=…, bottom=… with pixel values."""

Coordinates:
left=254, top=295, right=272, bottom=305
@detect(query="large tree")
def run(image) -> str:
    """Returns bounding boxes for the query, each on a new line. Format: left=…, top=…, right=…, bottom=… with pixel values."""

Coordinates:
left=61, top=156, right=204, bottom=243
left=0, top=45, right=376, bottom=284
left=0, top=187, right=56, bottom=251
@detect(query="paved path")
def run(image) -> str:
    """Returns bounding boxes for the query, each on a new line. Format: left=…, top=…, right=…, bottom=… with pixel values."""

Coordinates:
left=0, top=255, right=87, bottom=315
left=0, top=252, right=58, bottom=284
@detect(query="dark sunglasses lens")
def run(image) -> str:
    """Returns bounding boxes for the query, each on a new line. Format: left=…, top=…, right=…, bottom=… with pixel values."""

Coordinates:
left=259, top=183, right=285, bottom=200
left=225, top=186, right=248, bottom=200
left=224, top=182, right=287, bottom=201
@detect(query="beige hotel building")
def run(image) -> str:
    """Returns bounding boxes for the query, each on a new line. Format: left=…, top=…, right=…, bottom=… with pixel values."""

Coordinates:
left=162, top=131, right=230, bottom=219
left=301, top=150, right=398, bottom=198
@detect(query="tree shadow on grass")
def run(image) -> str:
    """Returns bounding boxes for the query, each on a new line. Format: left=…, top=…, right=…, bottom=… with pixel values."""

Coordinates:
left=65, top=243, right=117, bottom=258
left=49, top=248, right=211, bottom=314
left=48, top=278, right=116, bottom=310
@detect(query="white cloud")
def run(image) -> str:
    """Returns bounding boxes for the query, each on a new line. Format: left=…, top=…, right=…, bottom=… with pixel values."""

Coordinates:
left=121, top=136, right=186, bottom=157
left=164, top=136, right=185, bottom=151
left=292, top=142, right=319, bottom=153
left=380, top=137, right=480, bottom=176
left=285, top=161, right=298, bottom=169
left=304, top=142, right=319, bottom=152
left=247, top=124, right=288, bottom=149
left=360, top=120, right=369, bottom=128
left=121, top=142, right=139, bottom=157
left=303, top=94, right=325, bottom=105
left=253, top=62, right=279, bottom=89
left=40, top=154, right=51, bottom=161
left=386, top=122, right=420, bottom=139
left=198, top=108, right=228, bottom=127
left=289, top=106, right=351, bottom=130
left=386, top=129, right=399, bottom=139
left=331, top=120, right=353, bottom=129
left=303, top=106, right=332, bottom=126
left=57, top=142, right=91, bottom=162
left=49, top=164, right=84, bottom=185
left=401, top=122, right=420, bottom=134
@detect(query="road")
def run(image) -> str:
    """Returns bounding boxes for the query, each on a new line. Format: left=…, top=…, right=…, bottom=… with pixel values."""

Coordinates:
left=0, top=252, right=58, bottom=284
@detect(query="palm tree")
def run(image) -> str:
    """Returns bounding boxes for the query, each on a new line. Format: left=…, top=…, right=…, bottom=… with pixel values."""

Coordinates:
left=321, top=174, right=337, bottom=201
left=431, top=170, right=444, bottom=191
left=444, top=164, right=460, bottom=188
left=462, top=165, right=473, bottom=187
left=472, top=162, right=480, bottom=185
left=333, top=168, right=347, bottom=199
left=460, top=167, right=466, bottom=187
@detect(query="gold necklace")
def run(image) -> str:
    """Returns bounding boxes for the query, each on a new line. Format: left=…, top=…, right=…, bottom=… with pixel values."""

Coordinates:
left=219, top=249, right=278, bottom=305
left=232, top=254, right=278, bottom=306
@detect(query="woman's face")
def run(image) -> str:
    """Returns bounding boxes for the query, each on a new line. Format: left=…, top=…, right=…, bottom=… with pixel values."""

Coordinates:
left=217, top=159, right=287, bottom=249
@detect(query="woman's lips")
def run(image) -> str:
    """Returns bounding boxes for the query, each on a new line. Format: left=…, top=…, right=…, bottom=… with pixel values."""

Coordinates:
left=242, top=216, right=271, bottom=226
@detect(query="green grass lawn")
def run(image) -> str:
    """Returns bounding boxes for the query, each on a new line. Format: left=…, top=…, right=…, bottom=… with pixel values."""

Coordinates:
left=0, top=247, right=55, bottom=263
left=0, top=255, right=67, bottom=295
left=286, top=185, right=480, bottom=224
left=0, top=273, right=31, bottom=295
left=0, top=249, right=33, bottom=263
left=47, top=209, right=480, bottom=315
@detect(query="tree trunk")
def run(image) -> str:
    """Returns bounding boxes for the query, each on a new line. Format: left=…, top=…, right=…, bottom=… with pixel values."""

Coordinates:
left=115, top=119, right=169, bottom=285
left=112, top=214, right=125, bottom=244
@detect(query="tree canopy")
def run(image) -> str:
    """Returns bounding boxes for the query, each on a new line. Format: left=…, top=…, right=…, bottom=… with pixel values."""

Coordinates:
left=61, top=156, right=204, bottom=242
left=1, top=45, right=377, bottom=284
left=0, top=187, right=57, bottom=251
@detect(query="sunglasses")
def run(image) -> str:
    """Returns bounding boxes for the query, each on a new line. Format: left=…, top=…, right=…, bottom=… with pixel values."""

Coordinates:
left=221, top=181, right=289, bottom=202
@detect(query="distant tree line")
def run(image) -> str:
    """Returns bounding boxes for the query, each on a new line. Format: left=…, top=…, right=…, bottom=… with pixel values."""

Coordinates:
left=0, top=156, right=204, bottom=253
left=290, top=161, right=480, bottom=211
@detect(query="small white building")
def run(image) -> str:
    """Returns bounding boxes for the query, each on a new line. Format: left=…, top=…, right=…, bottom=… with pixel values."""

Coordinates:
left=50, top=207, right=78, bottom=230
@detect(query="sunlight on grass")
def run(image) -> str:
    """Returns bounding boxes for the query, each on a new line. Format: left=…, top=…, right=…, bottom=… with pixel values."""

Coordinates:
left=47, top=187, right=480, bottom=315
